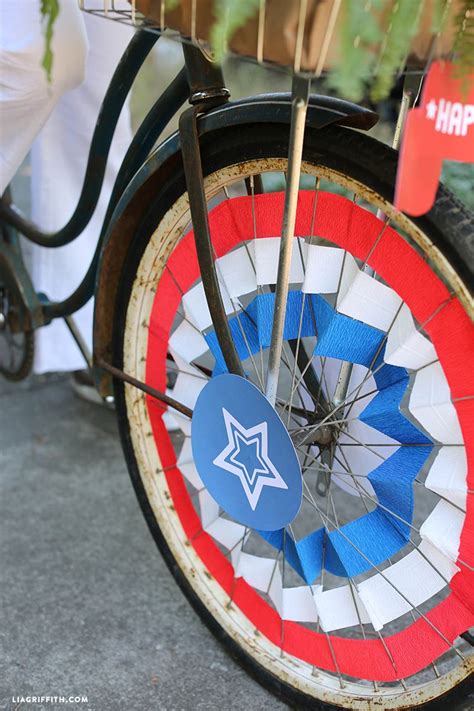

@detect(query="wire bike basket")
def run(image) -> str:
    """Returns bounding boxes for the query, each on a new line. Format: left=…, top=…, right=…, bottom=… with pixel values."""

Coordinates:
left=80, top=0, right=468, bottom=100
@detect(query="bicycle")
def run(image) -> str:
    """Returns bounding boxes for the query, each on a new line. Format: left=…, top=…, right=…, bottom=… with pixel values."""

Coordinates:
left=0, top=2, right=473, bottom=708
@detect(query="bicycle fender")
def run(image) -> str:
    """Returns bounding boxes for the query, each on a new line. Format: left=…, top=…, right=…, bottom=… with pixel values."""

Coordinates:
left=94, top=93, right=378, bottom=391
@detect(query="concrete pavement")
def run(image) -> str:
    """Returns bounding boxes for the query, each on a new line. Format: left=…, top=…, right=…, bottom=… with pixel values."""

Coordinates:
left=0, top=374, right=286, bottom=711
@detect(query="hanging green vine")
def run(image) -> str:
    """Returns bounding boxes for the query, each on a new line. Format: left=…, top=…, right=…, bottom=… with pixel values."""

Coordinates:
left=40, top=0, right=60, bottom=82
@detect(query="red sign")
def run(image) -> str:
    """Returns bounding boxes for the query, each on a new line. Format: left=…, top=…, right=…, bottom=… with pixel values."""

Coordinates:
left=395, top=61, right=474, bottom=216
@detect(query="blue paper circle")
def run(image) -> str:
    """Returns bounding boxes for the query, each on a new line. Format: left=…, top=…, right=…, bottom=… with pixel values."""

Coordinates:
left=192, top=374, right=302, bottom=530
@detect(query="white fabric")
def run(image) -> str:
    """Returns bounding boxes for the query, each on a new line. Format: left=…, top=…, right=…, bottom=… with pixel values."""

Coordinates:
left=409, top=361, right=464, bottom=444
left=0, top=0, right=88, bottom=193
left=425, top=446, right=467, bottom=510
left=170, top=411, right=192, bottom=437
left=29, top=10, right=134, bottom=372
left=384, top=304, right=437, bottom=370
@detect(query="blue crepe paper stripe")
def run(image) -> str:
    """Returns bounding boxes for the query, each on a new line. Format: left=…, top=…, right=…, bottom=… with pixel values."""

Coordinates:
left=359, top=378, right=432, bottom=444
left=203, top=290, right=432, bottom=581
left=312, top=295, right=385, bottom=368
left=369, top=445, right=432, bottom=538
left=246, top=291, right=316, bottom=348
left=205, top=311, right=259, bottom=375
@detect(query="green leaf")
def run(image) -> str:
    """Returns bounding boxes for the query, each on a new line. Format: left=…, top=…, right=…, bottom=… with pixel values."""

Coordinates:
left=451, top=0, right=474, bottom=98
left=210, top=0, right=260, bottom=61
left=40, top=0, right=60, bottom=83
left=370, top=1, right=423, bottom=102
left=327, top=0, right=384, bottom=102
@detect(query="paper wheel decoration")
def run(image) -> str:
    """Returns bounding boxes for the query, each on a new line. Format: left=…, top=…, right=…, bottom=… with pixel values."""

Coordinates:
left=118, top=148, right=473, bottom=707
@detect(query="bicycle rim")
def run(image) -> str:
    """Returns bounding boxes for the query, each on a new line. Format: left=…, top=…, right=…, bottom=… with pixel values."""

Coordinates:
left=120, top=153, right=473, bottom=708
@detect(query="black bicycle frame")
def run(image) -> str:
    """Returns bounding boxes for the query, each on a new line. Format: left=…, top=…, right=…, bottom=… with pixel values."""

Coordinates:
left=0, top=28, right=225, bottom=324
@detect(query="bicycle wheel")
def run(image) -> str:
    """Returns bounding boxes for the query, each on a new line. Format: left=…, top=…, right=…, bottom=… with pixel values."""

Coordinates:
left=113, top=122, right=473, bottom=709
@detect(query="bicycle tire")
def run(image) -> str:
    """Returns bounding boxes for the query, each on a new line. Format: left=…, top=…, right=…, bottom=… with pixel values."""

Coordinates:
left=113, top=122, right=473, bottom=709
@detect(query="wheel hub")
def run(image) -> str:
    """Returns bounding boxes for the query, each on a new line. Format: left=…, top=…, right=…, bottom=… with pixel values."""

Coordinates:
left=192, top=373, right=303, bottom=530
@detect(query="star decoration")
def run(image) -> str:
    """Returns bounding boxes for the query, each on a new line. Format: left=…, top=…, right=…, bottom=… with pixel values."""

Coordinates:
left=426, top=99, right=438, bottom=120
left=213, top=408, right=288, bottom=511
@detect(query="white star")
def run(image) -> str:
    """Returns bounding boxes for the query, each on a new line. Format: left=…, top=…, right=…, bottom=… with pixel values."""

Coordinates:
left=213, top=408, right=288, bottom=511
left=426, top=99, right=438, bottom=120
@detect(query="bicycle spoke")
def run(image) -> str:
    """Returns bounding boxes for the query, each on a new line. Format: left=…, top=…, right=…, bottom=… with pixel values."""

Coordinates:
left=301, top=482, right=465, bottom=661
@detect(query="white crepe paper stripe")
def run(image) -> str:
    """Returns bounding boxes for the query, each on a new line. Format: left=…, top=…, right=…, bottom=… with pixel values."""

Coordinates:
left=254, top=237, right=307, bottom=285
left=179, top=459, right=203, bottom=490
left=177, top=437, right=193, bottom=466
left=177, top=440, right=204, bottom=490
left=215, top=243, right=257, bottom=298
left=235, top=551, right=277, bottom=591
left=344, top=364, right=378, bottom=418
left=420, top=499, right=464, bottom=563
left=335, top=419, right=399, bottom=497
left=230, top=539, right=245, bottom=569
left=312, top=356, right=345, bottom=405
left=168, top=348, right=207, bottom=379
left=357, top=539, right=458, bottom=631
left=331, top=469, right=375, bottom=499
left=198, top=489, right=220, bottom=528
left=169, top=320, right=209, bottom=363
left=311, top=360, right=378, bottom=419
left=409, top=361, right=463, bottom=444
left=269, top=565, right=283, bottom=617
left=302, top=245, right=344, bottom=294
left=314, top=584, right=371, bottom=632
left=232, top=551, right=321, bottom=624
left=201, top=508, right=460, bottom=629
left=337, top=254, right=402, bottom=332
left=205, top=517, right=246, bottom=551
left=384, top=304, right=437, bottom=370
left=282, top=586, right=320, bottom=622
left=171, top=369, right=207, bottom=410
left=170, top=411, right=192, bottom=436
left=204, top=514, right=319, bottom=625
left=182, top=279, right=235, bottom=332
left=425, top=446, right=467, bottom=511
